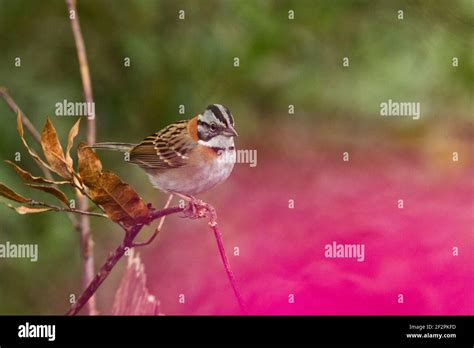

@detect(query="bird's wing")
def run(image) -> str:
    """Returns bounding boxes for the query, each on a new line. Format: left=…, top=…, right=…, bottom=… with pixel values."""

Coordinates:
left=129, top=120, right=197, bottom=169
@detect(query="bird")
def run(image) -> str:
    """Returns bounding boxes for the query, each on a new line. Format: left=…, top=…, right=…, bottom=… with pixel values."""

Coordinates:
left=91, top=104, right=238, bottom=208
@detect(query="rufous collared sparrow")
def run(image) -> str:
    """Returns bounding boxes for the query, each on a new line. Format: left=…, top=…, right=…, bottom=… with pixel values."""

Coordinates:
left=92, top=104, right=237, bottom=202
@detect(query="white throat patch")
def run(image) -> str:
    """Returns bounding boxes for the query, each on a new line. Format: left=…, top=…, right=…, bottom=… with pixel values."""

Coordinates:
left=198, top=135, right=234, bottom=149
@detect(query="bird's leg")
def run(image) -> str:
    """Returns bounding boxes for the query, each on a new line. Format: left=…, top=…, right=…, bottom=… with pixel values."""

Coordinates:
left=175, top=193, right=207, bottom=219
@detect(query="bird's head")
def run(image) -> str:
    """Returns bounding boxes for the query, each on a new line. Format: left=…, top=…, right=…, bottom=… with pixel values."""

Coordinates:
left=197, top=104, right=238, bottom=142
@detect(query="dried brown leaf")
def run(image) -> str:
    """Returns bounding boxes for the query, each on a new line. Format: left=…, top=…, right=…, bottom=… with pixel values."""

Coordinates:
left=77, top=142, right=102, bottom=188
left=0, top=183, right=31, bottom=203
left=5, top=160, right=70, bottom=185
left=90, top=171, right=150, bottom=227
left=16, top=109, right=24, bottom=138
left=77, top=143, right=149, bottom=226
left=16, top=111, right=55, bottom=173
left=41, top=117, right=71, bottom=179
left=6, top=204, right=52, bottom=214
left=26, top=184, right=70, bottom=206
left=66, top=119, right=81, bottom=169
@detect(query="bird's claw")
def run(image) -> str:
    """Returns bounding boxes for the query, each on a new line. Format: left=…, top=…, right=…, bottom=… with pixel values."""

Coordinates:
left=182, top=198, right=207, bottom=219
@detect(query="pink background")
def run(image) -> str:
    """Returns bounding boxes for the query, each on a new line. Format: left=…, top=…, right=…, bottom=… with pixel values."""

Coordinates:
left=137, top=123, right=474, bottom=315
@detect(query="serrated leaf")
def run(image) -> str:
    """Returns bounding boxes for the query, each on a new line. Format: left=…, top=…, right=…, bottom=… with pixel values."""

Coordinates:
left=5, top=160, right=69, bottom=185
left=41, top=117, right=71, bottom=179
left=26, top=184, right=70, bottom=206
left=6, top=204, right=52, bottom=214
left=66, top=119, right=80, bottom=169
left=89, top=171, right=150, bottom=227
left=0, top=183, right=31, bottom=203
left=77, top=142, right=102, bottom=188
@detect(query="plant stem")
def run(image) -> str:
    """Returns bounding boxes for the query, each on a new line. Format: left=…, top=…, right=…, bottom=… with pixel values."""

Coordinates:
left=210, top=224, right=246, bottom=313
left=65, top=0, right=96, bottom=143
left=0, top=87, right=51, bottom=180
left=66, top=206, right=184, bottom=315
left=66, top=0, right=97, bottom=315
left=29, top=200, right=108, bottom=217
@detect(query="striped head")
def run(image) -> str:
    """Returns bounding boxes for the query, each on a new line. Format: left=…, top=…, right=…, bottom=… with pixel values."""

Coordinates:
left=197, top=104, right=238, bottom=142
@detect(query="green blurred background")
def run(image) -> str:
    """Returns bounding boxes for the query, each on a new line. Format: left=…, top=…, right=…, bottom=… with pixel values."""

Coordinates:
left=0, top=0, right=472, bottom=314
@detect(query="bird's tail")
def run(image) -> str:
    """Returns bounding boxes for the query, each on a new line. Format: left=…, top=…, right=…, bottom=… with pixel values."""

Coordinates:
left=91, top=142, right=135, bottom=152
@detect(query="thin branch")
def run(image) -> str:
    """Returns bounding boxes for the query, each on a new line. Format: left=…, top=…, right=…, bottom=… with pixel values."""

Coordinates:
left=0, top=87, right=52, bottom=180
left=65, top=0, right=96, bottom=144
left=66, top=0, right=97, bottom=315
left=130, top=226, right=160, bottom=248
left=0, top=87, right=42, bottom=145
left=29, top=200, right=108, bottom=218
left=66, top=205, right=185, bottom=316
left=210, top=223, right=247, bottom=314
left=200, top=202, right=247, bottom=313
left=132, top=194, right=173, bottom=247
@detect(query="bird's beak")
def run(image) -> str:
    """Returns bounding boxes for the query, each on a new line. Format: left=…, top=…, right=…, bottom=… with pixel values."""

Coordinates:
left=223, top=126, right=238, bottom=137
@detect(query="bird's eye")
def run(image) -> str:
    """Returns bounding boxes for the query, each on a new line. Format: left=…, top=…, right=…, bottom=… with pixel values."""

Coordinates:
left=210, top=123, right=217, bottom=132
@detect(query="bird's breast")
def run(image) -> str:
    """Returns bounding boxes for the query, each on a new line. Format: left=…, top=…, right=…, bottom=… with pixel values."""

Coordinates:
left=146, top=146, right=236, bottom=195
